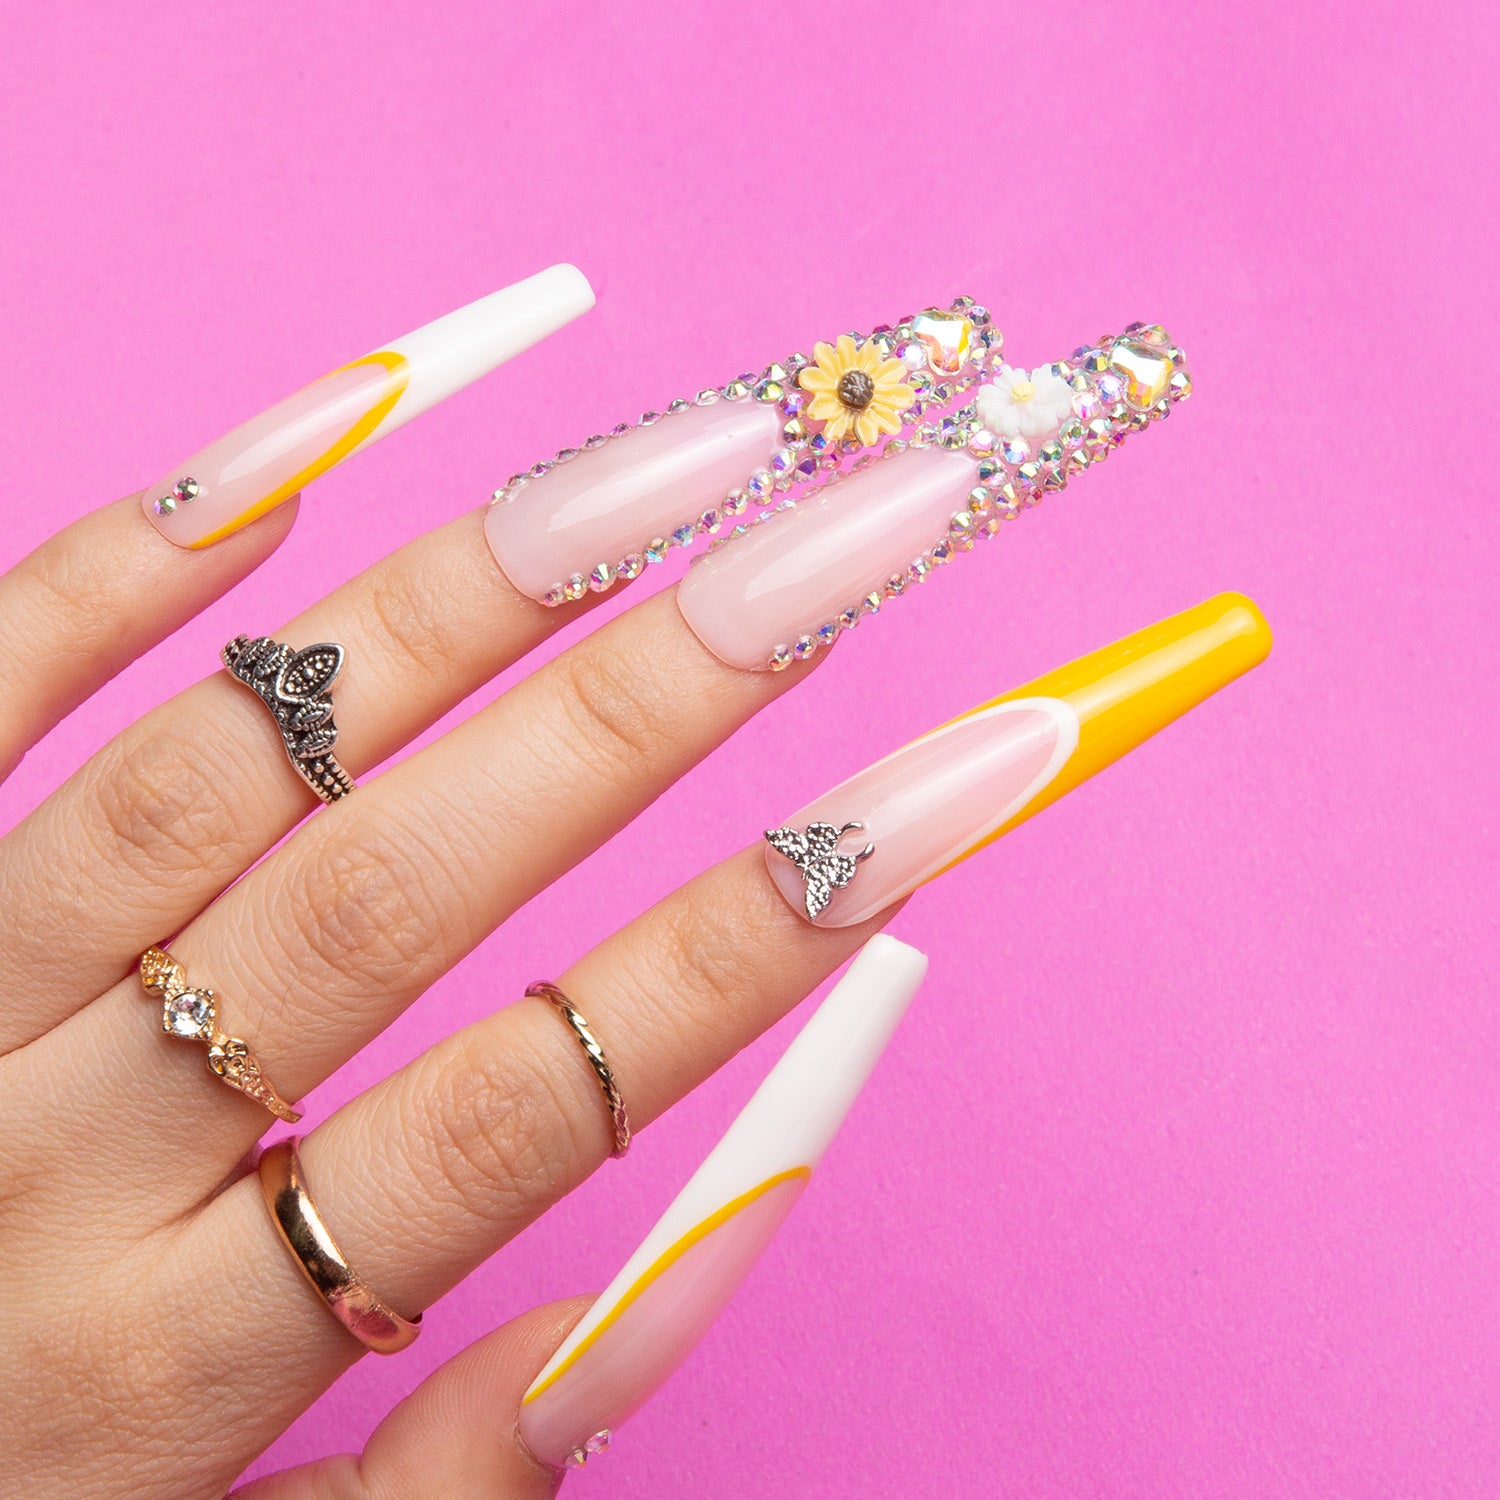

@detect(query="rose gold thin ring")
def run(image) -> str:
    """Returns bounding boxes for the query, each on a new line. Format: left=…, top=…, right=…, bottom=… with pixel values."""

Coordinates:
left=257, top=1137, right=421, bottom=1355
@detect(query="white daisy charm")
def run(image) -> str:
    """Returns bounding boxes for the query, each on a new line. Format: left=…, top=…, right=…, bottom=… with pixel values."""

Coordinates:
left=975, top=363, right=1073, bottom=441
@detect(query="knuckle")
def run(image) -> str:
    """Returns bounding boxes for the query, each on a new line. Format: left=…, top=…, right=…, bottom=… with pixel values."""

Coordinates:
left=280, top=820, right=446, bottom=989
left=410, top=1023, right=590, bottom=1227
left=362, top=558, right=460, bottom=686
left=554, top=635, right=678, bottom=782
left=86, top=718, right=250, bottom=883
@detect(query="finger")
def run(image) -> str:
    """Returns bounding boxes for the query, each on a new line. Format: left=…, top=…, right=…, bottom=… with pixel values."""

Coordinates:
left=234, top=1300, right=589, bottom=1500
left=0, top=493, right=296, bottom=781
left=19, top=591, right=817, bottom=1200
left=0, top=508, right=608, bottom=1051
left=0, top=265, right=593, bottom=1038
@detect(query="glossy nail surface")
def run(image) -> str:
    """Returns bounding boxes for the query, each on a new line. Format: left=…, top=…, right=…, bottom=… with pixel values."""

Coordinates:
left=765, top=593, right=1272, bottom=926
left=143, top=264, right=594, bottom=548
left=677, top=447, right=978, bottom=671
left=485, top=398, right=784, bottom=601
left=519, top=935, right=928, bottom=1471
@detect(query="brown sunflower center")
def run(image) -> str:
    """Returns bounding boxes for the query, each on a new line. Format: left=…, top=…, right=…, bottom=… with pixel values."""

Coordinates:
left=836, top=369, right=876, bottom=410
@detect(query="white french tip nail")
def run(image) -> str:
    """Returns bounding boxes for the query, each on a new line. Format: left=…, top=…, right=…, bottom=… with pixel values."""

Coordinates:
left=142, top=263, right=595, bottom=548
left=518, top=936, right=928, bottom=1470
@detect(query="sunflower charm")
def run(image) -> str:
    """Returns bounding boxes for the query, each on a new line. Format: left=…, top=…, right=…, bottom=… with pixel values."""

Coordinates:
left=764, top=820, right=876, bottom=921
left=797, top=335, right=917, bottom=446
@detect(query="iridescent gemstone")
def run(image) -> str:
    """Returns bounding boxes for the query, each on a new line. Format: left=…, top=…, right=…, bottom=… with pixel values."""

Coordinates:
left=780, top=391, right=806, bottom=418
left=1058, top=418, right=1085, bottom=449
left=695, top=388, right=720, bottom=405
left=645, top=538, right=669, bottom=564
left=885, top=574, right=907, bottom=597
left=967, top=427, right=997, bottom=456
left=937, top=417, right=965, bottom=450
left=153, top=494, right=176, bottom=515
left=1169, top=370, right=1193, bottom=401
left=563, top=573, right=588, bottom=601
left=768, top=644, right=794, bottom=670
left=911, top=308, right=974, bottom=374
left=584, top=1431, right=612, bottom=1457
left=724, top=490, right=749, bottom=516
left=554, top=447, right=579, bottom=463
left=862, top=591, right=883, bottom=614
left=793, top=635, right=817, bottom=660
left=769, top=446, right=796, bottom=476
left=967, top=486, right=991, bottom=514
left=908, top=557, right=931, bottom=584
left=796, top=457, right=818, bottom=480
left=1072, top=387, right=1100, bottom=420
left=173, top=476, right=201, bottom=504
left=950, top=510, right=976, bottom=539
left=1067, top=449, right=1091, bottom=475
left=584, top=433, right=607, bottom=449
left=530, top=461, right=552, bottom=478
left=930, top=539, right=953, bottom=564
left=1107, top=338, right=1175, bottom=411
left=980, top=514, right=1002, bottom=537
left=898, top=340, right=926, bottom=369
left=1096, top=371, right=1126, bottom=404
left=747, top=468, right=776, bottom=499
left=671, top=524, right=696, bottom=547
left=1039, top=440, right=1063, bottom=467
left=781, top=417, right=808, bottom=447
left=816, top=622, right=839, bottom=646
left=618, top=553, right=644, bottom=580
left=723, top=380, right=749, bottom=400
left=667, top=398, right=690, bottom=415
left=1001, top=435, right=1030, bottom=466
left=699, top=508, right=722, bottom=533
left=610, top=423, right=631, bottom=436
left=753, top=378, right=785, bottom=403
left=588, top=562, right=615, bottom=592
left=838, top=607, right=861, bottom=629
left=976, top=458, right=1001, bottom=485
left=639, top=410, right=662, bottom=426
left=166, top=990, right=213, bottom=1038
left=542, top=584, right=565, bottom=607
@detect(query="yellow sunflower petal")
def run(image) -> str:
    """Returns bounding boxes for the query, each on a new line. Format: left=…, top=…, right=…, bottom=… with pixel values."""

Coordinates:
left=867, top=403, right=904, bottom=437
left=799, top=366, right=837, bottom=393
left=806, top=392, right=845, bottom=423
left=855, top=409, right=884, bottom=446
left=873, top=356, right=909, bottom=382
left=834, top=333, right=859, bottom=363
left=823, top=408, right=855, bottom=442
left=878, top=378, right=917, bottom=412
left=809, top=340, right=838, bottom=370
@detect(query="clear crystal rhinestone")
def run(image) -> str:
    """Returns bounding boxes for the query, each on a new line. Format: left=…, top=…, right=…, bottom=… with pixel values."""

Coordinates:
left=816, top=622, right=839, bottom=645
left=618, top=554, right=644, bottom=580
left=838, top=607, right=861, bottom=629
left=671, top=523, right=696, bottom=547
left=166, top=990, right=213, bottom=1038
left=792, top=635, right=817, bottom=660
left=910, top=308, right=974, bottom=374
left=768, top=644, right=793, bottom=670
left=588, top=563, right=614, bottom=592
left=1107, top=338, right=1175, bottom=411
left=563, top=573, right=588, bottom=601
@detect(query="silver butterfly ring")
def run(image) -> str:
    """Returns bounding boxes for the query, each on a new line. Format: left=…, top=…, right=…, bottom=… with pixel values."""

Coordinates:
left=763, top=820, right=876, bottom=921
left=222, top=633, right=355, bottom=803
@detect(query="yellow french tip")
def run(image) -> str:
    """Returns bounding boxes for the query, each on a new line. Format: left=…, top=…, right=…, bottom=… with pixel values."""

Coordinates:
left=961, top=593, right=1271, bottom=847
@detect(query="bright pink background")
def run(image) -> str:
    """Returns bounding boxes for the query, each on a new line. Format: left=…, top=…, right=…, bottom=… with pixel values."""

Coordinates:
left=1, top=4, right=1494, bottom=1495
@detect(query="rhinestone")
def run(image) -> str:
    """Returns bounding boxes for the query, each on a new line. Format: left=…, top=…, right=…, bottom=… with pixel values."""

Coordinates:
left=588, top=562, right=615, bottom=592
left=885, top=574, right=908, bottom=598
left=1096, top=371, right=1126, bottom=404
left=1018, top=461, right=1045, bottom=493
left=967, top=427, right=997, bottom=456
left=1136, top=324, right=1171, bottom=347
left=1169, top=370, right=1193, bottom=402
left=1072, top=387, right=1100, bottom=420
left=937, top=417, right=965, bottom=450
left=793, top=634, right=818, bottom=660
left=980, top=514, right=1003, bottom=537
left=610, top=422, right=631, bottom=437
left=166, top=990, right=213, bottom=1038
left=508, top=472, right=530, bottom=490
left=753, top=379, right=785, bottom=403
left=1077, top=348, right=1110, bottom=373
left=153, top=494, right=176, bottom=515
left=563, top=573, right=588, bottom=601
left=838, top=607, right=861, bottom=629
left=768, top=644, right=794, bottom=670
left=645, top=538, right=669, bottom=564
left=747, top=468, right=776, bottom=499
left=950, top=510, right=977, bottom=539
left=530, top=461, right=551, bottom=478
left=1107, top=339, right=1175, bottom=411
left=699, top=508, right=722, bottom=533
left=584, top=433, right=607, bottom=450
left=671, top=524, right=696, bottom=547
left=1001, top=435, right=1030, bottom=466
left=618, top=553, right=644, bottom=580
left=780, top=390, right=806, bottom=418
left=724, top=490, right=749, bottom=516
left=584, top=1430, right=612, bottom=1457
left=695, top=388, right=720, bottom=406
left=1039, top=440, right=1063, bottom=467
left=1059, top=418, right=1085, bottom=449
left=781, top=417, right=808, bottom=447
left=667, top=398, right=690, bottom=415
left=911, top=308, right=974, bottom=374
left=977, top=458, right=1002, bottom=485
left=1067, top=449, right=1091, bottom=475
left=763, top=362, right=789, bottom=382
left=542, top=585, right=565, bottom=607
left=723, top=379, right=750, bottom=400
left=930, top=539, right=953, bottom=564
left=816, top=621, right=839, bottom=646
left=173, top=476, right=201, bottom=503
left=769, top=446, right=797, bottom=476
left=908, top=557, right=931, bottom=584
left=796, top=457, right=818, bottom=480
left=639, top=410, right=662, bottom=426
left=862, top=591, right=883, bottom=615
left=967, top=488, right=991, bottom=515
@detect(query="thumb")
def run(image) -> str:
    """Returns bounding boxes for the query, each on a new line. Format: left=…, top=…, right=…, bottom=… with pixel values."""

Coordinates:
left=236, top=1297, right=593, bottom=1500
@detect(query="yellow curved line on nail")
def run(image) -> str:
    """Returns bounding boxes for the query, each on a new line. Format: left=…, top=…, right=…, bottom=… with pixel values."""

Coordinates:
left=923, top=593, right=1273, bottom=881
left=186, top=350, right=410, bottom=548
left=523, top=1165, right=812, bottom=1405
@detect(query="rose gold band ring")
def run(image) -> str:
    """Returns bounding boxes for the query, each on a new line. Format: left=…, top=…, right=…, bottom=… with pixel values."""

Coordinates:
left=526, top=981, right=632, bottom=1158
left=257, top=1137, right=421, bottom=1355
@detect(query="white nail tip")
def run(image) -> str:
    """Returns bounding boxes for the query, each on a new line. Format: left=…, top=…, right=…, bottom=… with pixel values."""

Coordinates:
left=518, top=937, right=927, bottom=1465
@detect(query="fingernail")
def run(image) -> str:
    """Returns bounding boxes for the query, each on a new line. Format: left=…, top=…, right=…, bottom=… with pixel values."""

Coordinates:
left=518, top=935, right=928, bottom=1471
left=678, top=323, right=1191, bottom=671
left=142, top=264, right=594, bottom=548
left=764, top=593, right=1271, bottom=926
left=484, top=300, right=997, bottom=605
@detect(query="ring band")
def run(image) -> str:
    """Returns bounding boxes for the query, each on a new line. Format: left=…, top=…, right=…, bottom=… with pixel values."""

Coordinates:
left=139, top=947, right=301, bottom=1123
left=222, top=633, right=354, bottom=803
left=526, top=982, right=632, bottom=1158
left=258, top=1137, right=421, bottom=1355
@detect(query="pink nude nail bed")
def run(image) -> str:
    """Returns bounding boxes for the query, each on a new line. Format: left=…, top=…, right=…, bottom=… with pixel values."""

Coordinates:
left=142, top=265, right=594, bottom=548
left=517, top=936, right=928, bottom=1471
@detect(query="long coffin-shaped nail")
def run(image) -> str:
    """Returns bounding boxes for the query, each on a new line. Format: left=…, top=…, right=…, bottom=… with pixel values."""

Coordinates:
left=763, top=593, right=1270, bottom=927
left=518, top=935, right=928, bottom=1471
left=679, top=323, right=1191, bottom=671
left=484, top=300, right=1000, bottom=603
left=142, top=264, right=594, bottom=548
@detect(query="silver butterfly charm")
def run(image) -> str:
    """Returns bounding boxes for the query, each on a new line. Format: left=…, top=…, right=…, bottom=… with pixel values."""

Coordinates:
left=222, top=635, right=345, bottom=760
left=763, top=820, right=875, bottom=921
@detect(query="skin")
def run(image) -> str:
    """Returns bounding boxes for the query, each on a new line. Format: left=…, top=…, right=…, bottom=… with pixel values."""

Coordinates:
left=0, top=490, right=897, bottom=1499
